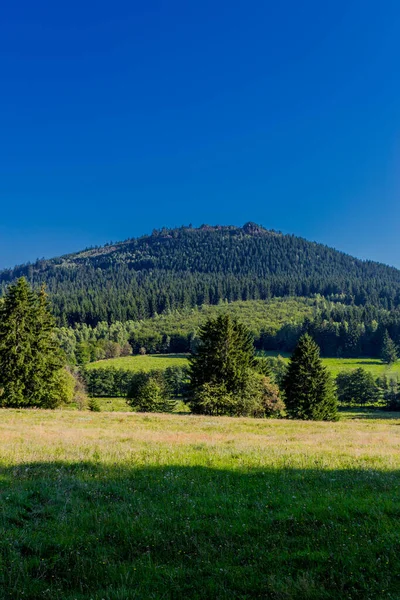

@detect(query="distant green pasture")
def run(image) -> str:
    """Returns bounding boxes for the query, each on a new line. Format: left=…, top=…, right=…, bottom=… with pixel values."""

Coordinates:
left=260, top=352, right=400, bottom=379
left=86, top=353, right=189, bottom=372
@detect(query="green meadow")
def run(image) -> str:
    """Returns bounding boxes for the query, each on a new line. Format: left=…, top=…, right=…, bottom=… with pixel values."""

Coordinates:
left=321, top=357, right=400, bottom=378
left=260, top=352, right=400, bottom=378
left=86, top=353, right=189, bottom=372
left=0, top=410, right=399, bottom=599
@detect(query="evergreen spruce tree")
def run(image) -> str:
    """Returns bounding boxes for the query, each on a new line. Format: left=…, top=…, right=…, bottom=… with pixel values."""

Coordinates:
left=0, top=278, right=65, bottom=407
left=381, top=330, right=398, bottom=364
left=189, top=314, right=256, bottom=394
left=29, top=285, right=64, bottom=407
left=0, top=278, right=35, bottom=406
left=283, top=333, right=337, bottom=421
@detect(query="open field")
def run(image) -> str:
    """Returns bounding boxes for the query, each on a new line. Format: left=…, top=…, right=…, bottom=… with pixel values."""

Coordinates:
left=261, top=352, right=400, bottom=379
left=321, top=357, right=400, bottom=378
left=86, top=353, right=189, bottom=372
left=1, top=411, right=400, bottom=599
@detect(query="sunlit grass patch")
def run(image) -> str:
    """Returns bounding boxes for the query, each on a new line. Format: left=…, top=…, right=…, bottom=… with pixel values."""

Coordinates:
left=86, top=353, right=189, bottom=371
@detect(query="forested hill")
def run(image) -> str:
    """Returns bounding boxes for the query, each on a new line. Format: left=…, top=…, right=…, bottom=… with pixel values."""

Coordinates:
left=1, top=223, right=400, bottom=326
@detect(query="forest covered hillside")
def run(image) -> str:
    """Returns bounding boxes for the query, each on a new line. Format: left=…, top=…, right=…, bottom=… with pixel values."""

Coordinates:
left=1, top=223, right=400, bottom=326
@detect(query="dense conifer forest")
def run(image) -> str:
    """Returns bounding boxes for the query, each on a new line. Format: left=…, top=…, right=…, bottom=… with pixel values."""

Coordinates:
left=2, top=223, right=400, bottom=327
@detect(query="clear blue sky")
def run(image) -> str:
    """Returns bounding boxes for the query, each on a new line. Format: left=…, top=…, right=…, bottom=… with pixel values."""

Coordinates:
left=1, top=0, right=399, bottom=269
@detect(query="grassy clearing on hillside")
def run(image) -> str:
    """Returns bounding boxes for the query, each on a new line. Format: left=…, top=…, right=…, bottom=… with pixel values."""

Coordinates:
left=86, top=353, right=189, bottom=371
left=127, top=297, right=314, bottom=339
left=321, top=357, right=400, bottom=378
left=0, top=411, right=399, bottom=599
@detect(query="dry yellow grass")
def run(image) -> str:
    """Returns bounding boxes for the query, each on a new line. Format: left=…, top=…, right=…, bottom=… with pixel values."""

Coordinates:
left=1, top=409, right=400, bottom=470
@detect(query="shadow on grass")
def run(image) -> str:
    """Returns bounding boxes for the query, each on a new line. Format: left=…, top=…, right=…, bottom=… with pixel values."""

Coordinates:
left=1, top=462, right=399, bottom=600
left=338, top=407, right=400, bottom=420
left=148, top=354, right=189, bottom=360
left=338, top=359, right=384, bottom=366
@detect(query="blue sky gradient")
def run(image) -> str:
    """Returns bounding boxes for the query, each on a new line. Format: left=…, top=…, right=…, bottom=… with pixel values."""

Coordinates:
left=1, top=1, right=399, bottom=268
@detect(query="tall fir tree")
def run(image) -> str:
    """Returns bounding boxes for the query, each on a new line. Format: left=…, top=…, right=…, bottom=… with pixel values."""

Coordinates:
left=28, top=285, right=64, bottom=407
left=381, top=330, right=398, bottom=364
left=188, top=314, right=256, bottom=397
left=0, top=278, right=36, bottom=406
left=283, top=333, right=337, bottom=421
left=0, top=278, right=65, bottom=407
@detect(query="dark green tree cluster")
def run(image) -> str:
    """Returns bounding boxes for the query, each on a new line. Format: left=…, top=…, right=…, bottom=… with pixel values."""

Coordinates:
left=0, top=278, right=70, bottom=408
left=82, top=367, right=135, bottom=397
left=82, top=365, right=188, bottom=400
left=377, top=375, right=400, bottom=410
left=2, top=224, right=400, bottom=327
left=336, top=369, right=400, bottom=410
left=188, top=317, right=336, bottom=420
left=336, top=369, right=380, bottom=406
left=301, top=303, right=400, bottom=359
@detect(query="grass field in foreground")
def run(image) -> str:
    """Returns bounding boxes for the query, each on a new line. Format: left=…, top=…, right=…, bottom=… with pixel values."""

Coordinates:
left=1, top=411, right=400, bottom=599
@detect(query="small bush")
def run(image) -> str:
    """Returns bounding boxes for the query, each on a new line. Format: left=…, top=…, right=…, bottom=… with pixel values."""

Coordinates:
left=72, top=370, right=89, bottom=410
left=127, top=372, right=176, bottom=413
left=190, top=382, right=236, bottom=416
left=264, top=355, right=288, bottom=389
left=164, top=365, right=189, bottom=398
left=253, top=376, right=285, bottom=417
left=88, top=398, right=101, bottom=412
left=47, top=368, right=75, bottom=409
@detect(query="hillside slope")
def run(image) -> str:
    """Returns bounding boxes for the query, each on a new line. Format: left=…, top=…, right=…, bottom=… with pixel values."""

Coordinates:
left=1, top=223, right=400, bottom=325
